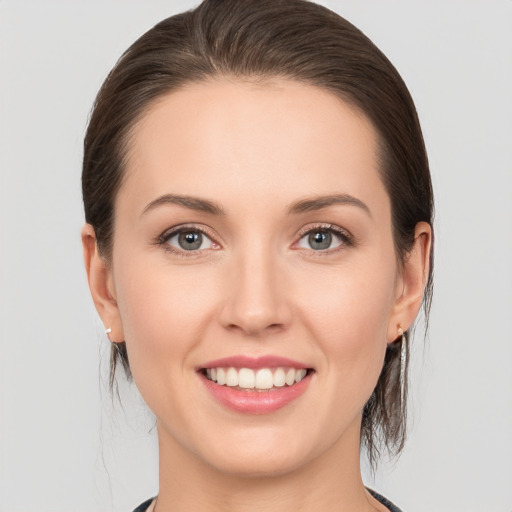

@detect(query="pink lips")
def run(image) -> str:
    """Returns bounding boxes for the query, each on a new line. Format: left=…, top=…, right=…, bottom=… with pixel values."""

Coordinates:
left=199, top=355, right=313, bottom=414
left=202, top=355, right=309, bottom=369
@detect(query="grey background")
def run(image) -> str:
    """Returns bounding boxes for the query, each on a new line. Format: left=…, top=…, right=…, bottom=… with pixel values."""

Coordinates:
left=1, top=1, right=511, bottom=511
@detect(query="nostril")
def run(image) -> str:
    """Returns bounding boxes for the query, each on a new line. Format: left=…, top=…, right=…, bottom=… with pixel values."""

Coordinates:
left=218, top=273, right=293, bottom=335
left=224, top=322, right=281, bottom=336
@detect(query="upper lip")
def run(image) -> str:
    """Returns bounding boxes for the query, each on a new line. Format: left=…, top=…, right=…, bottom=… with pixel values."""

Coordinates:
left=200, top=355, right=311, bottom=370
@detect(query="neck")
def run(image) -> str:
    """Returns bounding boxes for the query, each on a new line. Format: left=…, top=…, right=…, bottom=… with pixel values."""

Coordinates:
left=154, top=420, right=383, bottom=512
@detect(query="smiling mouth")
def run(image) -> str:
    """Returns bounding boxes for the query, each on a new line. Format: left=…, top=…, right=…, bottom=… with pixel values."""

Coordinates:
left=201, top=367, right=313, bottom=391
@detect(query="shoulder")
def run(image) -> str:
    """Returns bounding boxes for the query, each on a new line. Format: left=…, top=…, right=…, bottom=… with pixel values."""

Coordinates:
left=367, top=488, right=404, bottom=512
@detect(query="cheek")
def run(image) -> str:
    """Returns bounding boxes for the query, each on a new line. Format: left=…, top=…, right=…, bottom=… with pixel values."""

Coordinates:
left=295, top=253, right=397, bottom=385
left=112, top=253, right=219, bottom=384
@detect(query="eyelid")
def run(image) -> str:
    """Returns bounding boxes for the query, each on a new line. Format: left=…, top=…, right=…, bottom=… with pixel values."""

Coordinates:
left=293, top=223, right=355, bottom=251
left=296, top=223, right=352, bottom=239
left=156, top=222, right=354, bottom=255
left=157, top=223, right=221, bottom=253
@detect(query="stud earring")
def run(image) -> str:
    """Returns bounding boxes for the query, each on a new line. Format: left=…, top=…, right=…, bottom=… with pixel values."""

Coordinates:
left=105, top=327, right=112, bottom=335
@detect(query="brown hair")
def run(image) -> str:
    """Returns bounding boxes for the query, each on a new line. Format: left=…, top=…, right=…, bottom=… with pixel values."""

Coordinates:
left=82, top=0, right=434, bottom=465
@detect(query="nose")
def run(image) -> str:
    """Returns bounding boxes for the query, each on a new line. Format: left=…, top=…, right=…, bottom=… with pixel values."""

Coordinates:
left=219, top=249, right=292, bottom=337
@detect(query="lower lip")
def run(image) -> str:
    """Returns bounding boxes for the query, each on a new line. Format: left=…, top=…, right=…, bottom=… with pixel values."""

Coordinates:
left=200, top=373, right=312, bottom=414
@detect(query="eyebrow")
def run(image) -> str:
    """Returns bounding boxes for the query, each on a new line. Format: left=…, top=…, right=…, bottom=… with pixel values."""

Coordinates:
left=141, top=193, right=370, bottom=218
left=141, top=194, right=225, bottom=217
left=288, top=194, right=372, bottom=217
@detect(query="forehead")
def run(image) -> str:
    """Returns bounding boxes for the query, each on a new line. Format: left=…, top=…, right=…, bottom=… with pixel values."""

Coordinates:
left=121, top=78, right=387, bottom=216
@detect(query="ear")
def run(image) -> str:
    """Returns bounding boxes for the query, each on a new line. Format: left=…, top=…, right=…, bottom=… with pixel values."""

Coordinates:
left=81, top=224, right=124, bottom=342
left=387, top=221, right=432, bottom=342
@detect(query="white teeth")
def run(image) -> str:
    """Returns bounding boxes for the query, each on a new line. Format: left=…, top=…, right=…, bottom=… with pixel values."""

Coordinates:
left=273, top=367, right=286, bottom=387
left=225, top=367, right=238, bottom=387
left=295, top=368, right=307, bottom=383
left=216, top=368, right=226, bottom=385
left=205, top=366, right=309, bottom=389
left=255, top=369, right=274, bottom=389
left=238, top=368, right=255, bottom=389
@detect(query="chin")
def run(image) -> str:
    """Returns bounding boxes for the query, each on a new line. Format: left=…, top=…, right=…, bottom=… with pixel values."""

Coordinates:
left=186, top=421, right=336, bottom=480
left=205, top=446, right=310, bottom=479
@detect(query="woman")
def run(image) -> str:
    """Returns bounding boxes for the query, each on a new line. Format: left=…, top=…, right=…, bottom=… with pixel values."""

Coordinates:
left=81, top=1, right=433, bottom=511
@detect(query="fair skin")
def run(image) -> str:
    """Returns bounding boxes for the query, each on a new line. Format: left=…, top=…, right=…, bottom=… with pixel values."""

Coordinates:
left=83, top=79, right=431, bottom=512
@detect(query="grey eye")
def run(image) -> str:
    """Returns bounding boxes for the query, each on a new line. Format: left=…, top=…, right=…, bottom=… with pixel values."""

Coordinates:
left=178, top=231, right=203, bottom=250
left=308, top=231, right=332, bottom=250
left=166, top=229, right=213, bottom=251
left=297, top=229, right=345, bottom=251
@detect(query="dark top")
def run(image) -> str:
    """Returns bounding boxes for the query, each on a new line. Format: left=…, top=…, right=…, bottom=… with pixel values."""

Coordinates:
left=133, top=489, right=403, bottom=512
left=368, top=488, right=404, bottom=512
left=133, top=498, right=154, bottom=512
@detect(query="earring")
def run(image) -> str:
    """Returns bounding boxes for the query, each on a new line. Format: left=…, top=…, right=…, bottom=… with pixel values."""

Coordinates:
left=105, top=327, right=112, bottom=335
left=398, top=325, right=407, bottom=405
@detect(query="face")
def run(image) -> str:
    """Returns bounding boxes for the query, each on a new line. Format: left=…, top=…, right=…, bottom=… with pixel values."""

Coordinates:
left=93, top=79, right=413, bottom=476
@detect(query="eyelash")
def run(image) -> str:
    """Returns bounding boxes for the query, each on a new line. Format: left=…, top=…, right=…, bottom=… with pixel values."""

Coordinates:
left=295, top=223, right=355, bottom=254
left=156, top=223, right=354, bottom=256
left=157, top=224, right=219, bottom=256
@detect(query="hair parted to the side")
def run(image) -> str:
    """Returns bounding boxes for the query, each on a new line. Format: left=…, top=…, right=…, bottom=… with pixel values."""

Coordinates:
left=82, top=0, right=434, bottom=466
